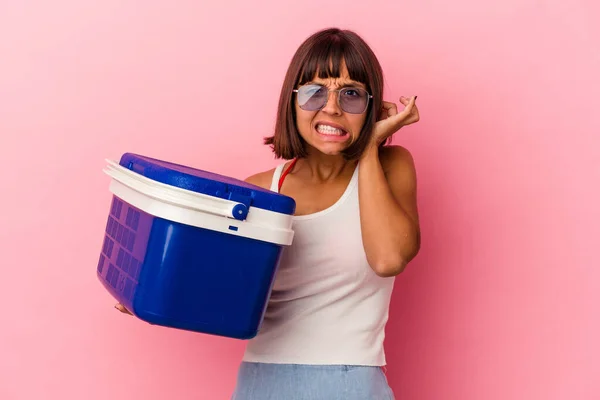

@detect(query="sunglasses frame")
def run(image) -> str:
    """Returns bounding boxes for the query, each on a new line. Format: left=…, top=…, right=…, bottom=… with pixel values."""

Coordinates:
left=292, top=84, right=373, bottom=114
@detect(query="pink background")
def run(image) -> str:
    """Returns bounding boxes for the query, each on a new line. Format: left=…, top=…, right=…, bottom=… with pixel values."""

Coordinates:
left=1, top=1, right=598, bottom=399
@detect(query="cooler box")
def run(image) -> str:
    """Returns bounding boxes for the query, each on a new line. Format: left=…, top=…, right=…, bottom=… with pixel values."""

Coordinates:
left=97, top=153, right=296, bottom=339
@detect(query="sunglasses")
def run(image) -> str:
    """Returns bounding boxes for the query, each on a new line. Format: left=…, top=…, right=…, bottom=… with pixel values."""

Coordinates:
left=293, top=84, right=372, bottom=114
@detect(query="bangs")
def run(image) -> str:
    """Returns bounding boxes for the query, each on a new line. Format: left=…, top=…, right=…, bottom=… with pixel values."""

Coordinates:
left=266, top=28, right=386, bottom=161
left=297, top=36, right=369, bottom=88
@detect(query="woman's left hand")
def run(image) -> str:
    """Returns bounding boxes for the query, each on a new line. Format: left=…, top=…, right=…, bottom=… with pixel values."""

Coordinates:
left=371, top=96, right=420, bottom=147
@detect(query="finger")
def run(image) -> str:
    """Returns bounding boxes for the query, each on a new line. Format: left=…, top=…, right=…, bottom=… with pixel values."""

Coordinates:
left=400, top=96, right=417, bottom=117
left=381, top=101, right=398, bottom=117
left=115, top=303, right=132, bottom=315
left=389, top=98, right=418, bottom=126
left=378, top=101, right=396, bottom=121
left=409, top=96, right=419, bottom=117
left=399, top=96, right=410, bottom=106
left=398, top=97, right=420, bottom=126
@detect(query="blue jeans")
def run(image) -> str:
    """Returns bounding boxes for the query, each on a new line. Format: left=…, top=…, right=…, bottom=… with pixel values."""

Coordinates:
left=231, top=362, right=395, bottom=400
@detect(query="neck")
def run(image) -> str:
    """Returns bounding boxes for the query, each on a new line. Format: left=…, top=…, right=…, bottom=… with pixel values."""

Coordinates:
left=299, top=149, right=357, bottom=182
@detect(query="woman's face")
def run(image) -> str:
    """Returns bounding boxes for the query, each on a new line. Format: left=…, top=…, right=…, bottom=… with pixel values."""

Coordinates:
left=294, top=62, right=368, bottom=157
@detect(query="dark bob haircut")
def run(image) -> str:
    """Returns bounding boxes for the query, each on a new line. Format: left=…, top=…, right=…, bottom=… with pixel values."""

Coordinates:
left=264, top=28, right=385, bottom=160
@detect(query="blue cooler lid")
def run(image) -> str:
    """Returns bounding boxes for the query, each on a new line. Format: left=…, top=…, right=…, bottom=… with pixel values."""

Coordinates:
left=119, top=153, right=295, bottom=215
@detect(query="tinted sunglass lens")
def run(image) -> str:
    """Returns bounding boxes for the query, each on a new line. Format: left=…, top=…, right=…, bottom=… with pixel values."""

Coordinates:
left=297, top=85, right=327, bottom=111
left=340, top=88, right=368, bottom=114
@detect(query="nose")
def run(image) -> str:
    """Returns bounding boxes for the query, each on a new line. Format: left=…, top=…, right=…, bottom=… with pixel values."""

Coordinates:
left=320, top=90, right=342, bottom=115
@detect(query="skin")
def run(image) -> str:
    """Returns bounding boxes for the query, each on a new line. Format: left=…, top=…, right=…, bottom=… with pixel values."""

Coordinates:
left=115, top=61, right=420, bottom=315
left=246, top=63, right=421, bottom=278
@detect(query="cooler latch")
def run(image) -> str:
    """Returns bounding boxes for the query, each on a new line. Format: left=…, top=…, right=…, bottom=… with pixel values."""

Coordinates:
left=227, top=192, right=252, bottom=221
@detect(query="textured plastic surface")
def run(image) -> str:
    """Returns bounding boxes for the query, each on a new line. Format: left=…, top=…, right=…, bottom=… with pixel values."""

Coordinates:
left=119, top=153, right=295, bottom=215
left=98, top=196, right=284, bottom=339
left=97, top=153, right=295, bottom=338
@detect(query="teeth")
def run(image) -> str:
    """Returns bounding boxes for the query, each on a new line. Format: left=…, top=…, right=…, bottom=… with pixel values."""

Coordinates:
left=316, top=124, right=345, bottom=135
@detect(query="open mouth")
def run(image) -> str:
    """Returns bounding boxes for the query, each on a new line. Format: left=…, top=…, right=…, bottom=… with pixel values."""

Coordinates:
left=315, top=123, right=349, bottom=140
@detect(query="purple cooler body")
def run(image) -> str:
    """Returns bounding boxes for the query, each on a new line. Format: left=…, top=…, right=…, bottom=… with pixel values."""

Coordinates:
left=97, top=153, right=295, bottom=339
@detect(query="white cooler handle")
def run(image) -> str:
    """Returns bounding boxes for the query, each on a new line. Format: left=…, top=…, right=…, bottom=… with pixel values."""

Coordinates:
left=103, top=159, right=249, bottom=220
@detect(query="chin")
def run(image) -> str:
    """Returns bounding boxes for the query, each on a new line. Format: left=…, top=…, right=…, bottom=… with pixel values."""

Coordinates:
left=318, top=139, right=354, bottom=155
left=308, top=141, right=349, bottom=156
left=301, top=130, right=356, bottom=157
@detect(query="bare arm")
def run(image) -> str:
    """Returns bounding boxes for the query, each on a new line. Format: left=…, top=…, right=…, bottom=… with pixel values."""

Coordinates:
left=358, top=145, right=420, bottom=277
left=358, top=95, right=421, bottom=277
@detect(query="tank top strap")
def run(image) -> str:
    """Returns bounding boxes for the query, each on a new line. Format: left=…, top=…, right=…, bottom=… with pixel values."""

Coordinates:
left=270, top=163, right=286, bottom=192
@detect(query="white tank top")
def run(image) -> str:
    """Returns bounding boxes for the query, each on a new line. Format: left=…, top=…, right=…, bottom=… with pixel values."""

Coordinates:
left=242, top=162, right=396, bottom=366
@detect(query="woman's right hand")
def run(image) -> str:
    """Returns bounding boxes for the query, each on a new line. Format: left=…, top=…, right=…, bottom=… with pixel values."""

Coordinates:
left=115, top=303, right=133, bottom=315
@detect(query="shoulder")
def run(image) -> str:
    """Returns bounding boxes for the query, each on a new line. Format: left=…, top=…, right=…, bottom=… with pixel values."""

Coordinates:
left=244, top=168, right=276, bottom=190
left=378, top=145, right=417, bottom=177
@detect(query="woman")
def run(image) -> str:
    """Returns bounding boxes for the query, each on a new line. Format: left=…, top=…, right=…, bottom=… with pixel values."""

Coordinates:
left=231, top=27, right=421, bottom=399
left=117, top=27, right=420, bottom=399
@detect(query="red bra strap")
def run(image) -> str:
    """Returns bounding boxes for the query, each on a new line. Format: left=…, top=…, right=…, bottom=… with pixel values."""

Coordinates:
left=278, top=158, right=298, bottom=192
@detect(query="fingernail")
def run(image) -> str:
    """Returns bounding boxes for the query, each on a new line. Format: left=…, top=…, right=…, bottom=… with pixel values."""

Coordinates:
left=415, top=95, right=418, bottom=100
